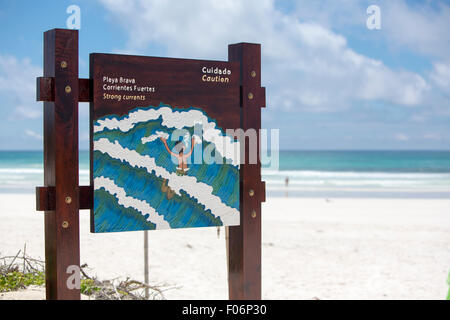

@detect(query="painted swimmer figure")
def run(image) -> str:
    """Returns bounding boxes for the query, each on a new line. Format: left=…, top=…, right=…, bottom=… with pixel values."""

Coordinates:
left=160, top=136, right=195, bottom=176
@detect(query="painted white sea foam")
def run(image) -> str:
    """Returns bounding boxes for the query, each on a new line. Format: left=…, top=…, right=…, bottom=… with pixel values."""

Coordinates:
left=141, top=131, right=202, bottom=149
left=94, top=106, right=240, bottom=166
left=94, top=176, right=170, bottom=230
left=94, top=138, right=240, bottom=226
left=141, top=131, right=169, bottom=144
left=192, top=134, right=202, bottom=145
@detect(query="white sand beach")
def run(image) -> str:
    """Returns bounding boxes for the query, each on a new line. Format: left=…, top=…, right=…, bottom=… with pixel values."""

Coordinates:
left=1, top=194, right=449, bottom=300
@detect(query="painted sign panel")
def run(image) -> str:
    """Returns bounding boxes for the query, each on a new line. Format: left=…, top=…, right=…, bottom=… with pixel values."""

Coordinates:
left=90, top=53, right=241, bottom=233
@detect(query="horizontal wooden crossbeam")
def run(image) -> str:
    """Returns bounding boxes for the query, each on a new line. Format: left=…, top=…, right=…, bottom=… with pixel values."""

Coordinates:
left=239, top=87, right=266, bottom=108
left=36, top=77, right=263, bottom=107
left=36, top=77, right=91, bottom=102
left=240, top=180, right=266, bottom=203
left=36, top=77, right=54, bottom=102
left=36, top=186, right=93, bottom=211
left=36, top=181, right=263, bottom=211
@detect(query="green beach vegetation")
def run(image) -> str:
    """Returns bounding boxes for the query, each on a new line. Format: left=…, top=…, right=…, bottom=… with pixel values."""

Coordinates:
left=1, top=246, right=175, bottom=299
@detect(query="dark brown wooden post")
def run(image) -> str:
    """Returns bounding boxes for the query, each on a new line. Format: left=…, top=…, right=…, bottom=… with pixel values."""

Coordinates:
left=228, top=43, right=266, bottom=299
left=41, top=29, right=80, bottom=300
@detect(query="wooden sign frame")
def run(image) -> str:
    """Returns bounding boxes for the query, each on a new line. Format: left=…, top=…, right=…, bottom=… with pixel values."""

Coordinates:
left=36, top=28, right=265, bottom=300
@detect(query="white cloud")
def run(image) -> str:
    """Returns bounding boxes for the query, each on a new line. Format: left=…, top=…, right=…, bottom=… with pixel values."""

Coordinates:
left=430, top=62, right=450, bottom=95
left=289, top=0, right=450, bottom=62
left=395, top=133, right=409, bottom=141
left=423, top=133, right=441, bottom=141
left=410, top=114, right=427, bottom=123
left=301, top=1, right=363, bottom=21
left=0, top=54, right=42, bottom=119
left=25, top=129, right=42, bottom=140
left=382, top=1, right=450, bottom=62
left=99, top=0, right=429, bottom=112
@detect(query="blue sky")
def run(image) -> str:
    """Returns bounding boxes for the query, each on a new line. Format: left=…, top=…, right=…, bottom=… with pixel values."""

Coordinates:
left=0, top=0, right=449, bottom=150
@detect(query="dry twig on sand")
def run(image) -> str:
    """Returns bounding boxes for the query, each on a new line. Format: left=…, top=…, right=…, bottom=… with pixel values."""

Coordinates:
left=1, top=247, right=179, bottom=300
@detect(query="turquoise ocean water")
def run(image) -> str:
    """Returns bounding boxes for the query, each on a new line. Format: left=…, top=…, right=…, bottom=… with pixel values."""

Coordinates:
left=262, top=150, right=450, bottom=198
left=1, top=150, right=450, bottom=198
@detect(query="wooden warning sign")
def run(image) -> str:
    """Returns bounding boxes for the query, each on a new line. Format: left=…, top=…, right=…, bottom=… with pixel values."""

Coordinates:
left=36, top=28, right=265, bottom=300
left=90, top=54, right=241, bottom=232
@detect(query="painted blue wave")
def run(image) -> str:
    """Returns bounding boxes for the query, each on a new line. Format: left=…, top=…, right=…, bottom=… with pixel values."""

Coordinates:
left=94, top=188, right=157, bottom=232
left=94, top=150, right=223, bottom=232
left=93, top=104, right=239, bottom=233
